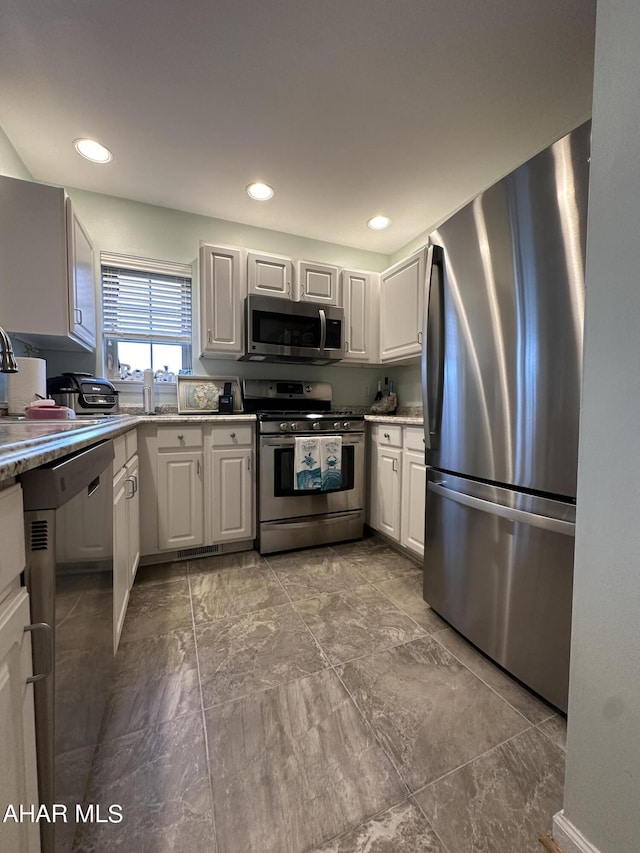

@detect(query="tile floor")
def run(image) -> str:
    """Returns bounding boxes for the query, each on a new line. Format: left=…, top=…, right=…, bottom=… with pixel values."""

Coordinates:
left=72, top=537, right=567, bottom=853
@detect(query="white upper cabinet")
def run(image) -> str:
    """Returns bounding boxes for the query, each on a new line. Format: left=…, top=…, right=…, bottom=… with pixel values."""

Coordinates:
left=247, top=251, right=293, bottom=299
left=379, top=248, right=426, bottom=362
left=296, top=261, right=341, bottom=305
left=199, top=244, right=245, bottom=357
left=342, top=269, right=378, bottom=363
left=0, top=175, right=96, bottom=351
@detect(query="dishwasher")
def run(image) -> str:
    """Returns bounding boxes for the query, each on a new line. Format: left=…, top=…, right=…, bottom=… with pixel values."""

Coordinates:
left=19, top=439, right=114, bottom=853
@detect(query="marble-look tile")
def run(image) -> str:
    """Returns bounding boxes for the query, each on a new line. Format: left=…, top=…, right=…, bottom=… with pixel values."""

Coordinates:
left=56, top=745, right=95, bottom=853
left=434, top=628, right=555, bottom=725
left=266, top=544, right=337, bottom=569
left=119, top=578, right=193, bottom=643
left=205, top=668, right=406, bottom=853
left=133, top=560, right=189, bottom=587
left=75, top=712, right=213, bottom=852
left=373, top=574, right=447, bottom=634
left=270, top=552, right=367, bottom=600
left=196, top=603, right=329, bottom=707
left=190, top=563, right=288, bottom=622
left=188, top=548, right=267, bottom=575
left=339, top=544, right=420, bottom=582
left=415, top=727, right=566, bottom=853
left=112, top=627, right=197, bottom=685
left=338, top=637, right=528, bottom=791
left=295, top=586, right=426, bottom=664
left=308, top=799, right=446, bottom=853
left=537, top=714, right=568, bottom=751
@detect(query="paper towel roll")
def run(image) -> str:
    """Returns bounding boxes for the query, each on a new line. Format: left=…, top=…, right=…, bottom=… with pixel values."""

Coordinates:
left=7, top=357, right=47, bottom=414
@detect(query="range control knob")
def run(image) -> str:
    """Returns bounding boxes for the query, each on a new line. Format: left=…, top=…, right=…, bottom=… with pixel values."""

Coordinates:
left=333, top=421, right=342, bottom=430
left=279, top=422, right=291, bottom=432
left=342, top=422, right=351, bottom=430
left=289, top=422, right=298, bottom=431
left=312, top=421, right=321, bottom=430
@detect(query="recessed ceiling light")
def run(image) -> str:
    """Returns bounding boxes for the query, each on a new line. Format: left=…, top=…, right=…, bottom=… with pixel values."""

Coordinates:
left=367, top=215, right=391, bottom=231
left=246, top=181, right=274, bottom=201
left=74, top=138, right=113, bottom=163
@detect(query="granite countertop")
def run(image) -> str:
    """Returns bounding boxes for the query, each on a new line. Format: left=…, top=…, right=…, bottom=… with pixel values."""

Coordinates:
left=364, top=415, right=424, bottom=426
left=0, top=412, right=256, bottom=481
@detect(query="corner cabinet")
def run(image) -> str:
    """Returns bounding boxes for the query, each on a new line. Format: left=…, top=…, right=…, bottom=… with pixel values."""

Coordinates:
left=199, top=244, right=245, bottom=358
left=0, top=175, right=96, bottom=352
left=342, top=269, right=379, bottom=363
left=379, top=249, right=425, bottom=362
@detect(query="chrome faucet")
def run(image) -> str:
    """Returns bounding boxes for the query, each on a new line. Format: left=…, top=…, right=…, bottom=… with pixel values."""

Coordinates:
left=0, top=326, right=19, bottom=372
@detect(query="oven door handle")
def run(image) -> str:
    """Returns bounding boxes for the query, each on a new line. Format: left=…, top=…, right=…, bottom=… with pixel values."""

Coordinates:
left=319, top=308, right=327, bottom=351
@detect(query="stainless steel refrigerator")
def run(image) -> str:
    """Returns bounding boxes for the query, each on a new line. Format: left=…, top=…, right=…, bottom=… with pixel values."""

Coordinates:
left=422, top=121, right=590, bottom=712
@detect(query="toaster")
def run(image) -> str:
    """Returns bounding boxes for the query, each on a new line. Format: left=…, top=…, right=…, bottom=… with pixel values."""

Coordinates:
left=47, top=372, right=120, bottom=414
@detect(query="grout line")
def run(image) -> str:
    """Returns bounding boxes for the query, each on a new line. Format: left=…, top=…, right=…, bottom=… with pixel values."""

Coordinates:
left=409, top=793, right=454, bottom=853
left=187, top=560, right=220, bottom=853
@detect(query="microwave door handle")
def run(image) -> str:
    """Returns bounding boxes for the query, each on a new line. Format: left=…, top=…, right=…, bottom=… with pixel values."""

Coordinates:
left=319, top=308, right=327, bottom=351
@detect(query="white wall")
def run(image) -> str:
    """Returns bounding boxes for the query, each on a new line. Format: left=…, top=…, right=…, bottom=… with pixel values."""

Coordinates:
left=559, top=1, right=640, bottom=850
left=0, top=126, right=32, bottom=181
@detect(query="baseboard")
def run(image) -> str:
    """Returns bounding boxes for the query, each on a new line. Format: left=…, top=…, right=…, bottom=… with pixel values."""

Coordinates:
left=553, top=811, right=602, bottom=853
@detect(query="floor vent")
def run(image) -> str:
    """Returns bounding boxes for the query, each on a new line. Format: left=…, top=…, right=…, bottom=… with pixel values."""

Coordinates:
left=29, top=519, right=49, bottom=551
left=177, top=544, right=220, bottom=559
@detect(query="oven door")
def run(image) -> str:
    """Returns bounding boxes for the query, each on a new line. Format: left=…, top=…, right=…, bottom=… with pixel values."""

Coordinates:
left=259, top=433, right=364, bottom=522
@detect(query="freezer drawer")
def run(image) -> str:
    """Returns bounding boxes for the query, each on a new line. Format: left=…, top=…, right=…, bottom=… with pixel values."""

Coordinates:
left=423, top=471, right=575, bottom=711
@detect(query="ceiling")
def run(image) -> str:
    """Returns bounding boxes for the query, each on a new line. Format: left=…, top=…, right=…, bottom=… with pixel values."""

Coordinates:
left=0, top=0, right=596, bottom=255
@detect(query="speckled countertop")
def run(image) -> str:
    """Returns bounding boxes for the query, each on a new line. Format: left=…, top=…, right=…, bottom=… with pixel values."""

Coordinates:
left=0, top=413, right=256, bottom=481
left=364, top=415, right=424, bottom=426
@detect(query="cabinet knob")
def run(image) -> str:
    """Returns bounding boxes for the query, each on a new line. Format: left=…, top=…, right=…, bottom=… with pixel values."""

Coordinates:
left=384, top=432, right=390, bottom=439
left=230, top=432, right=236, bottom=439
left=177, top=433, right=184, bottom=440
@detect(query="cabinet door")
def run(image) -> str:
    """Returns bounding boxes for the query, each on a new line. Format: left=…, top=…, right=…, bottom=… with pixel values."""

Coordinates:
left=66, top=198, right=96, bottom=349
left=126, top=455, right=140, bottom=587
left=380, top=249, right=425, bottom=362
left=157, top=452, right=204, bottom=550
left=342, top=269, right=378, bottom=363
left=297, top=261, right=340, bottom=305
left=247, top=251, right=293, bottom=298
left=113, top=466, right=130, bottom=653
left=372, top=445, right=402, bottom=541
left=401, top=450, right=426, bottom=556
left=210, top=448, right=254, bottom=543
left=200, top=244, right=244, bottom=356
left=0, top=590, right=41, bottom=853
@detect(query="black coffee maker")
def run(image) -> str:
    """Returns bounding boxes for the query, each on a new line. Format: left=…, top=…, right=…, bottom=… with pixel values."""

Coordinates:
left=218, top=382, right=234, bottom=413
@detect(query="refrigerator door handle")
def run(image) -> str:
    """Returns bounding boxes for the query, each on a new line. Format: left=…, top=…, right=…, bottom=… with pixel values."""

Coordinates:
left=428, top=481, right=575, bottom=537
left=422, top=244, right=444, bottom=453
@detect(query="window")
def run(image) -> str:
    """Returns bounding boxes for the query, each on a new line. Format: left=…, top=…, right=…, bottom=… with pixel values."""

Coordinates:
left=101, top=253, right=192, bottom=382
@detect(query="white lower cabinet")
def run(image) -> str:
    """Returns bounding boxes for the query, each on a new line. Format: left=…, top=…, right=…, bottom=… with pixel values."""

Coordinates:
left=369, top=426, right=403, bottom=542
left=157, top=451, right=204, bottom=551
left=369, top=423, right=426, bottom=557
left=112, top=431, right=140, bottom=652
left=0, top=589, right=41, bottom=853
left=139, top=422, right=256, bottom=557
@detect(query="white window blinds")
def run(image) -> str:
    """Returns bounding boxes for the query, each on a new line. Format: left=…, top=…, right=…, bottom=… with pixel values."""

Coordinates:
left=101, top=254, right=193, bottom=343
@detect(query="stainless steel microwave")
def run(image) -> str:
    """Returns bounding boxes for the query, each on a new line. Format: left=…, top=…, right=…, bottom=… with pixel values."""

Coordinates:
left=242, top=294, right=345, bottom=364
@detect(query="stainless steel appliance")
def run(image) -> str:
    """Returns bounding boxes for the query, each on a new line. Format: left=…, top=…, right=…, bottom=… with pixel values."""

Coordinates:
left=19, top=440, right=114, bottom=853
left=242, top=294, right=345, bottom=364
left=47, top=371, right=119, bottom=414
left=422, top=121, right=590, bottom=712
left=244, top=379, right=364, bottom=553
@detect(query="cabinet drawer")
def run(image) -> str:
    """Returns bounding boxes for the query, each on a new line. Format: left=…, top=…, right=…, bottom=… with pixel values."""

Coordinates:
left=156, top=425, right=203, bottom=449
left=125, top=428, right=138, bottom=460
left=0, top=485, right=25, bottom=594
left=210, top=424, right=253, bottom=447
left=372, top=424, right=403, bottom=448
left=404, top=426, right=426, bottom=453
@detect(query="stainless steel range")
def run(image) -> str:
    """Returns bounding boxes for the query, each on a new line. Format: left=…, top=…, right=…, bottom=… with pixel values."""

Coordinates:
left=243, top=379, right=364, bottom=554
